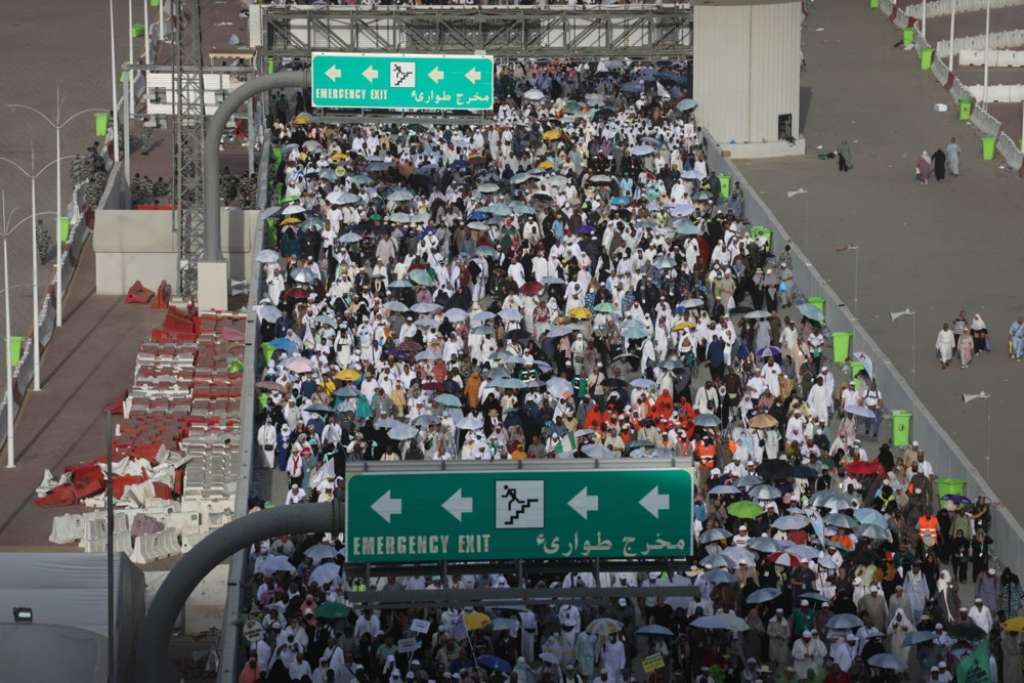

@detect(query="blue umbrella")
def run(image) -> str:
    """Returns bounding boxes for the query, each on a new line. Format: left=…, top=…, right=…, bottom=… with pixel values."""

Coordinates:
left=798, top=303, right=825, bottom=322
left=434, top=394, right=463, bottom=408
left=746, top=587, right=782, bottom=605
left=478, top=655, right=512, bottom=674
left=636, top=624, right=675, bottom=637
left=827, top=614, right=864, bottom=630
left=269, top=338, right=298, bottom=352
left=854, top=508, right=887, bottom=526
left=676, top=98, right=697, bottom=112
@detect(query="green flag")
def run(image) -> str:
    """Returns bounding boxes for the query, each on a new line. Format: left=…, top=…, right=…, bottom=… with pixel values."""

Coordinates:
left=956, top=639, right=992, bottom=683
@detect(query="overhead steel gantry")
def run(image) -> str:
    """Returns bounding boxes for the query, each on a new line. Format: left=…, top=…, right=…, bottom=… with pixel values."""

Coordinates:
left=251, top=3, right=693, bottom=61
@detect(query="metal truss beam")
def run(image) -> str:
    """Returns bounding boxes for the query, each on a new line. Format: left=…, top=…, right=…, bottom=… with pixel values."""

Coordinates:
left=259, top=4, right=692, bottom=60
left=346, top=585, right=701, bottom=610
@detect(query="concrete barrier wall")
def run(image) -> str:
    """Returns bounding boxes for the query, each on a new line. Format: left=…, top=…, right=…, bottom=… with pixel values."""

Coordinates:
left=963, top=83, right=1024, bottom=102
left=959, top=48, right=1024, bottom=67
left=906, top=0, right=1024, bottom=19
left=704, top=133, right=1024, bottom=578
left=93, top=208, right=259, bottom=296
left=218, top=110, right=270, bottom=683
left=935, top=29, right=1024, bottom=59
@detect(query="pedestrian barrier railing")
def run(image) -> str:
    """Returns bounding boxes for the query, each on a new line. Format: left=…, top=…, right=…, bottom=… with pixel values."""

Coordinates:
left=934, top=29, right=1024, bottom=59
left=879, top=0, right=1024, bottom=173
left=218, top=98, right=270, bottom=683
left=905, top=0, right=1024, bottom=19
left=704, top=131, right=1024, bottom=580
left=0, top=166, right=109, bottom=451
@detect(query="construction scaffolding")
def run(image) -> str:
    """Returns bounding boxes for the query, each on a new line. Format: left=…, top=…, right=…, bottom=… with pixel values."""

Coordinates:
left=172, top=0, right=208, bottom=297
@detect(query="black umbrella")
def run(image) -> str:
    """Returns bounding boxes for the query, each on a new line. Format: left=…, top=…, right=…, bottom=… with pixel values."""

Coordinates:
left=507, top=329, right=531, bottom=342
left=947, top=622, right=987, bottom=641
left=758, top=460, right=793, bottom=480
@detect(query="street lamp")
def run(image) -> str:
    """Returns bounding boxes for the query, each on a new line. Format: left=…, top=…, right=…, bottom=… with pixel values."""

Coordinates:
left=889, top=308, right=917, bottom=378
left=786, top=187, right=810, bottom=251
left=108, top=0, right=121, bottom=164
left=0, top=194, right=44, bottom=469
left=836, top=244, right=860, bottom=317
left=8, top=89, right=105, bottom=328
left=0, top=146, right=78, bottom=392
left=948, top=0, right=958, bottom=71
left=962, top=391, right=991, bottom=479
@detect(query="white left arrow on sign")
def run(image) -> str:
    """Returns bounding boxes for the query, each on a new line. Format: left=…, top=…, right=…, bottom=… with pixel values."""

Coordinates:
left=442, top=489, right=474, bottom=521
left=363, top=65, right=379, bottom=82
left=325, top=65, right=342, bottom=82
left=371, top=490, right=402, bottom=523
left=465, top=67, right=482, bottom=84
left=568, top=487, right=599, bottom=520
left=639, top=486, right=670, bottom=519
left=428, top=67, right=445, bottom=84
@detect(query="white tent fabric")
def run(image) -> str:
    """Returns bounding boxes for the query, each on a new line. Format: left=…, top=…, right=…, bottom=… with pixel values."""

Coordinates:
left=0, top=553, right=145, bottom=682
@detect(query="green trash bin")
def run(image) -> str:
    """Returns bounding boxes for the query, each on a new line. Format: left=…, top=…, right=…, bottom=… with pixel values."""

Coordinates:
left=751, top=225, right=773, bottom=251
left=870, top=0, right=879, bottom=7
left=267, top=57, right=276, bottom=74
left=849, top=360, right=865, bottom=389
left=132, top=23, right=145, bottom=38
left=807, top=296, right=826, bottom=322
left=920, top=47, right=933, bottom=70
left=271, top=146, right=283, bottom=167
left=94, top=112, right=109, bottom=137
left=902, top=27, right=914, bottom=47
left=832, top=331, right=853, bottom=364
left=719, top=174, right=731, bottom=200
left=936, top=478, right=966, bottom=498
left=8, top=336, right=23, bottom=366
left=150, top=0, right=160, bottom=6
left=959, top=99, right=973, bottom=121
left=59, top=217, right=71, bottom=243
left=891, top=409, right=912, bottom=447
left=261, top=342, right=276, bottom=366
left=982, top=136, right=996, bottom=161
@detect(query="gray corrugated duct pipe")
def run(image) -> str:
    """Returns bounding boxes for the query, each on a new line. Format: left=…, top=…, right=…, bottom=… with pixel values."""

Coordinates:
left=203, top=69, right=309, bottom=261
left=138, top=501, right=342, bottom=683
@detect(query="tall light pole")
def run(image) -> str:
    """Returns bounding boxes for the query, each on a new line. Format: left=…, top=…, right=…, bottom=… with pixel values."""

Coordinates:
left=0, top=197, right=45, bottom=469
left=983, top=0, right=991, bottom=110
left=8, top=91, right=105, bottom=328
left=1, top=192, right=15, bottom=470
left=109, top=0, right=121, bottom=163
left=787, top=187, right=809, bottom=252
left=962, top=391, right=991, bottom=480
left=836, top=244, right=860, bottom=317
left=948, top=0, right=958, bottom=71
left=922, top=0, right=927, bottom=42
left=890, top=308, right=917, bottom=378
left=0, top=148, right=77, bottom=392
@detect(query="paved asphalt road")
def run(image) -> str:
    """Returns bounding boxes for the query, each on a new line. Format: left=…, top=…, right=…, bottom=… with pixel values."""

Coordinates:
left=735, top=0, right=1024, bottom=521
left=0, top=0, right=134, bottom=351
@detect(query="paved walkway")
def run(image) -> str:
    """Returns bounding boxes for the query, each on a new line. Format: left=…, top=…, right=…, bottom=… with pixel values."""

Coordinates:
left=734, top=0, right=1024, bottom=521
left=0, top=237, right=163, bottom=548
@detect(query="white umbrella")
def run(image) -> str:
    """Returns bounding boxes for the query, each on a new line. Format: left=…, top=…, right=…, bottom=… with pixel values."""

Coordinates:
left=283, top=356, right=315, bottom=374
left=388, top=423, right=418, bottom=441
left=282, top=204, right=306, bottom=216
left=304, top=544, right=340, bottom=563
left=256, top=305, right=282, bottom=323
left=255, top=555, right=296, bottom=575
left=444, top=308, right=469, bottom=322
left=546, top=377, right=573, bottom=398
left=256, top=249, right=281, bottom=264
left=309, top=562, right=342, bottom=586
left=457, top=416, right=484, bottom=431
left=523, top=88, right=545, bottom=101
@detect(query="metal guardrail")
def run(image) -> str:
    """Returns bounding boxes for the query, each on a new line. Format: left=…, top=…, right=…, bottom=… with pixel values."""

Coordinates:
left=218, top=100, right=270, bottom=683
left=0, top=168, right=107, bottom=450
left=703, top=133, right=1024, bottom=578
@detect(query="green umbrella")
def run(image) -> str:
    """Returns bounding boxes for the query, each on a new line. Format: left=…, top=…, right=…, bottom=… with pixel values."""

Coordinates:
left=409, top=269, right=436, bottom=287
left=727, top=501, right=764, bottom=519
left=314, top=602, right=351, bottom=619
left=594, top=302, right=617, bottom=314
